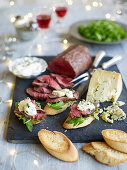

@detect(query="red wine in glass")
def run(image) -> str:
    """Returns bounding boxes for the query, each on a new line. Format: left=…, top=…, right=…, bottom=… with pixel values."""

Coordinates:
left=55, top=7, right=67, bottom=18
left=36, top=14, right=51, bottom=29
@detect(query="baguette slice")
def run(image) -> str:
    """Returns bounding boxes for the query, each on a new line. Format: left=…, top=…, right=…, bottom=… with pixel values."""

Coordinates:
left=38, top=129, right=78, bottom=162
left=102, top=129, right=127, bottom=153
left=82, top=142, right=127, bottom=165
left=82, top=143, right=96, bottom=156
left=63, top=114, right=98, bottom=129
left=44, top=103, right=71, bottom=115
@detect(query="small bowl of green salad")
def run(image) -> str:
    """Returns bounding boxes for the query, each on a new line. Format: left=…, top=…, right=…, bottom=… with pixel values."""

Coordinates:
left=69, top=19, right=127, bottom=44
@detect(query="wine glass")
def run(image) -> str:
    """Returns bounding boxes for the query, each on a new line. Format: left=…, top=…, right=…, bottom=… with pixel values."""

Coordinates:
left=53, top=1, right=68, bottom=33
left=32, top=6, right=52, bottom=46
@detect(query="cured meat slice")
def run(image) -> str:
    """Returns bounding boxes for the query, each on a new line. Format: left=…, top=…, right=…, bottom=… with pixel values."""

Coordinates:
left=48, top=45, right=92, bottom=78
left=50, top=73, right=74, bottom=88
left=26, top=88, right=49, bottom=101
left=33, top=75, right=61, bottom=90
left=34, top=86, right=52, bottom=94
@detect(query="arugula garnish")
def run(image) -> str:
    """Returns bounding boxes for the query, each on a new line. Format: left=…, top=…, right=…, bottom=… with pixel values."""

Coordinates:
left=66, top=117, right=89, bottom=126
left=66, top=107, right=99, bottom=126
left=15, top=102, right=19, bottom=107
left=48, top=101, right=65, bottom=110
left=48, top=100, right=77, bottom=110
left=35, top=102, right=41, bottom=108
left=23, top=117, right=33, bottom=132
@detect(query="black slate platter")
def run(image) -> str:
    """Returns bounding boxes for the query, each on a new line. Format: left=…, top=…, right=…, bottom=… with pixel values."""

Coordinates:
left=7, top=56, right=127, bottom=143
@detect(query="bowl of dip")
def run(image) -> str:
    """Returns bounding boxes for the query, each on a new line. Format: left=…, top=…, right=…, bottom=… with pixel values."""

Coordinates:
left=9, top=57, right=48, bottom=78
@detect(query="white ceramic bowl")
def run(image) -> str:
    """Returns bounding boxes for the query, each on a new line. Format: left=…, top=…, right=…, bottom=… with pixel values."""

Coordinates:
left=9, top=57, right=48, bottom=79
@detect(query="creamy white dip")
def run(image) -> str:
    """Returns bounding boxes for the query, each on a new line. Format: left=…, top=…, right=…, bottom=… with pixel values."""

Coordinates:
left=10, top=57, right=47, bottom=77
left=18, top=98, right=37, bottom=116
left=52, top=89, right=74, bottom=98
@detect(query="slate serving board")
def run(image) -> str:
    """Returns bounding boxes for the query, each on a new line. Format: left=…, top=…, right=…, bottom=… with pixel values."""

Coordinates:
left=7, top=56, right=127, bottom=143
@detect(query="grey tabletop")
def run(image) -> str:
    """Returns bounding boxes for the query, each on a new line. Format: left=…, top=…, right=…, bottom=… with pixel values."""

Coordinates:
left=0, top=1, right=127, bottom=170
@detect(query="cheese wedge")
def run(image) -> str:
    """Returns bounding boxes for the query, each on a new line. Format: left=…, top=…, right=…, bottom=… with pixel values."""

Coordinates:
left=86, top=69, right=122, bottom=103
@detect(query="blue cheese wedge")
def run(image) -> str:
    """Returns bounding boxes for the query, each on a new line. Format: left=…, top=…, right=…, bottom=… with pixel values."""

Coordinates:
left=86, top=69, right=122, bottom=103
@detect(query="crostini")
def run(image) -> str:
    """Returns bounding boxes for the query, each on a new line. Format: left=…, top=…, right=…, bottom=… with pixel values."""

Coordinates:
left=63, top=99, right=100, bottom=129
left=14, top=97, right=46, bottom=132
left=44, top=88, right=79, bottom=115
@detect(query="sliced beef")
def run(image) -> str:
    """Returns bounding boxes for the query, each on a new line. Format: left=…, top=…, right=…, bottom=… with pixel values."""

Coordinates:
left=32, top=79, right=48, bottom=87
left=50, top=73, right=74, bottom=88
left=34, top=86, right=52, bottom=94
left=34, top=75, right=61, bottom=90
left=26, top=88, right=49, bottom=101
left=70, top=104, right=82, bottom=118
left=48, top=45, right=92, bottom=78
left=69, top=103, right=97, bottom=118
left=46, top=91, right=79, bottom=103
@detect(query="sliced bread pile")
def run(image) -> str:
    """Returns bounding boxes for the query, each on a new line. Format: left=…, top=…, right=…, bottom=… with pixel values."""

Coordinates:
left=82, top=129, right=127, bottom=165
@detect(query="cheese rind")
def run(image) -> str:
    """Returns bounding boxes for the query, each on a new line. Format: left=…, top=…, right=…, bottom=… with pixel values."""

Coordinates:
left=86, top=69, right=122, bottom=103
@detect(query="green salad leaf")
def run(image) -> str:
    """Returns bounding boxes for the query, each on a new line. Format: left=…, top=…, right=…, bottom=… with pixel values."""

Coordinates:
left=48, top=100, right=77, bottom=110
left=78, top=20, right=127, bottom=42
left=66, top=117, right=89, bottom=126
left=15, top=102, right=19, bottom=107
left=23, top=117, right=33, bottom=132
left=35, top=101, right=41, bottom=108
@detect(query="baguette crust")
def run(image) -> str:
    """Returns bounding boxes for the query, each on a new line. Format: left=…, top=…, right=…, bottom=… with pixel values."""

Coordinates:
left=44, top=103, right=71, bottom=115
left=82, top=142, right=127, bottom=166
left=102, top=129, right=127, bottom=153
left=63, top=115, right=96, bottom=129
left=38, top=129, right=78, bottom=162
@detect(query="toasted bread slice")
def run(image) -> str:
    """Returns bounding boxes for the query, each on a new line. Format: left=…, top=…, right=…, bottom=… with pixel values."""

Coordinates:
left=38, top=129, right=78, bottom=162
left=44, top=103, right=71, bottom=115
left=102, top=129, right=127, bottom=153
left=92, top=142, right=127, bottom=165
left=82, top=142, right=127, bottom=165
left=15, top=113, right=42, bottom=124
left=63, top=115, right=96, bottom=129
left=82, top=143, right=96, bottom=156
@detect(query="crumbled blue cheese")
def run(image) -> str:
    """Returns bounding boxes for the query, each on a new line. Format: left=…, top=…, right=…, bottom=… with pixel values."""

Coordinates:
left=52, top=89, right=73, bottom=98
left=101, top=103, right=126, bottom=123
left=113, top=101, right=125, bottom=106
left=18, top=99, right=37, bottom=116
left=77, top=100, right=95, bottom=111
left=101, top=112, right=113, bottom=124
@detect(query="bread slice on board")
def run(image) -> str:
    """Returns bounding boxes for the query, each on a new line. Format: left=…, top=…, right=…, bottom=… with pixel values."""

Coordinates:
left=38, top=129, right=78, bottom=162
left=82, top=142, right=127, bottom=165
left=63, top=115, right=96, bottom=129
left=102, top=129, right=127, bottom=153
left=44, top=103, right=71, bottom=115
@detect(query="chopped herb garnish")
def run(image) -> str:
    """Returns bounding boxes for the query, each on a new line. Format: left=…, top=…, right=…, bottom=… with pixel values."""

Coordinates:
left=27, top=103, right=30, bottom=108
left=35, top=102, right=41, bottom=108
left=15, top=102, right=19, bottom=107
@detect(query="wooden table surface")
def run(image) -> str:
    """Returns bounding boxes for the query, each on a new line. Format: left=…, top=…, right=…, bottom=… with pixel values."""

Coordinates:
left=0, top=2, right=127, bottom=170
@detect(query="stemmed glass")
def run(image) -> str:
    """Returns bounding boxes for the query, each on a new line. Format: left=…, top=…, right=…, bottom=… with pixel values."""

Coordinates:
left=53, top=1, right=68, bottom=33
left=32, top=6, right=52, bottom=47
